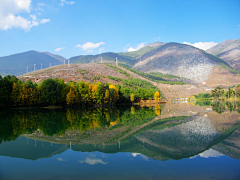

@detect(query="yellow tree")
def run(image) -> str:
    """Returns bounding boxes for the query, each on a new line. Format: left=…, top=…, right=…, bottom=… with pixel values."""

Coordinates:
left=66, top=83, right=78, bottom=105
left=155, top=105, right=161, bottom=115
left=20, top=84, right=28, bottom=106
left=91, top=84, right=98, bottom=103
left=104, top=89, right=109, bottom=103
left=154, top=91, right=160, bottom=102
left=130, top=93, right=134, bottom=102
left=131, top=106, right=135, bottom=115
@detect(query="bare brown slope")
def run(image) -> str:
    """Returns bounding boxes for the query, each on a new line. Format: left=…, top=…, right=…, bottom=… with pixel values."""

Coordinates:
left=205, top=65, right=240, bottom=88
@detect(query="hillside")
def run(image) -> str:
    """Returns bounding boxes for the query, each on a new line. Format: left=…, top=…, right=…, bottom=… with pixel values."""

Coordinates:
left=18, top=63, right=215, bottom=100
left=207, top=38, right=240, bottom=72
left=71, top=42, right=164, bottom=68
left=0, top=51, right=65, bottom=76
left=132, top=42, right=239, bottom=85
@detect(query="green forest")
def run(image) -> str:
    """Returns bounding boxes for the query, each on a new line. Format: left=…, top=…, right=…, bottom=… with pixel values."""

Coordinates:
left=0, top=75, right=160, bottom=107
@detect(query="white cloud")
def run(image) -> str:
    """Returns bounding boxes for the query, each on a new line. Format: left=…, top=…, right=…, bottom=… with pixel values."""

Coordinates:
left=131, top=153, right=149, bottom=161
left=75, top=42, right=105, bottom=51
left=78, top=157, right=108, bottom=165
left=127, top=42, right=146, bottom=52
left=182, top=41, right=218, bottom=51
left=59, top=0, right=75, bottom=7
left=199, top=149, right=224, bottom=158
left=0, top=0, right=50, bottom=31
left=57, top=157, right=68, bottom=161
left=55, top=47, right=65, bottom=51
left=40, top=18, right=50, bottom=24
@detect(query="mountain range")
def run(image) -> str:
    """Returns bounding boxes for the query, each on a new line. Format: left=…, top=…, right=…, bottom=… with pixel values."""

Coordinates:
left=0, top=50, right=65, bottom=76
left=0, top=39, right=239, bottom=87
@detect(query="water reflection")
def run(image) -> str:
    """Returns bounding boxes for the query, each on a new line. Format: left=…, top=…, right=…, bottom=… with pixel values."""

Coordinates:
left=0, top=102, right=240, bottom=162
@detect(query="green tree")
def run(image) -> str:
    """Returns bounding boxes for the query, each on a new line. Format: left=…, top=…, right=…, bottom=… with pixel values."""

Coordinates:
left=211, top=87, right=225, bottom=99
left=40, top=79, right=62, bottom=105
left=226, top=87, right=234, bottom=98
left=235, top=85, right=240, bottom=98
left=0, top=75, right=18, bottom=106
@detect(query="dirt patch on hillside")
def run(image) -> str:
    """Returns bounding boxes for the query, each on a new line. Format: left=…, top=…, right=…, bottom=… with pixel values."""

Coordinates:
left=18, top=63, right=128, bottom=85
left=206, top=66, right=240, bottom=88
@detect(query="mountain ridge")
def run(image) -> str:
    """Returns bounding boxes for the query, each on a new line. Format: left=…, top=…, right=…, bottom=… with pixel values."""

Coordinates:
left=207, top=38, right=240, bottom=72
left=132, top=42, right=238, bottom=84
left=0, top=50, right=65, bottom=76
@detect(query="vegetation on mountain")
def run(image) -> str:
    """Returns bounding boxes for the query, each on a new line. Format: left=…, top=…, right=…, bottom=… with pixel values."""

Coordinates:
left=118, top=65, right=186, bottom=85
left=203, top=52, right=240, bottom=74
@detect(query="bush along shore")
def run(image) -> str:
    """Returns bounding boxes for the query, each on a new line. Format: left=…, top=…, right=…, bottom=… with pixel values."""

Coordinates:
left=0, top=75, right=161, bottom=108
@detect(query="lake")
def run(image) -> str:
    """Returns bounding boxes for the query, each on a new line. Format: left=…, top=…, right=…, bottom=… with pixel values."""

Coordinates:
left=0, top=101, right=240, bottom=180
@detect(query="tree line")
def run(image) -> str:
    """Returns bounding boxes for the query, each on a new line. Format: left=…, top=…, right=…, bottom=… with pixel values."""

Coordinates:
left=0, top=75, right=161, bottom=107
left=211, top=86, right=240, bottom=99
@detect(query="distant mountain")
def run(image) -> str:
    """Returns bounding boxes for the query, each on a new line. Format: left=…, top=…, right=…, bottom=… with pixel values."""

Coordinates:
left=69, top=55, right=82, bottom=62
left=144, top=42, right=165, bottom=48
left=71, top=42, right=164, bottom=67
left=0, top=51, right=65, bottom=76
left=42, top=52, right=66, bottom=63
left=132, top=42, right=239, bottom=84
left=207, top=38, right=240, bottom=72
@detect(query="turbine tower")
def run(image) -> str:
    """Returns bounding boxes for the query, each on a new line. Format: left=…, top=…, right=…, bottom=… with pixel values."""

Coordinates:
left=116, top=57, right=118, bottom=66
left=34, top=64, right=36, bottom=71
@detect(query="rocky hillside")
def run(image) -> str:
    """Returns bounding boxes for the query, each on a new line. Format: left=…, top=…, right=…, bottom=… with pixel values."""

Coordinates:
left=0, top=50, right=65, bottom=76
left=132, top=42, right=239, bottom=84
left=207, top=38, right=240, bottom=72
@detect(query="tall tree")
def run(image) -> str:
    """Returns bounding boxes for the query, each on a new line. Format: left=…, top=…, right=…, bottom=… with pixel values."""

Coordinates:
left=40, top=79, right=62, bottom=105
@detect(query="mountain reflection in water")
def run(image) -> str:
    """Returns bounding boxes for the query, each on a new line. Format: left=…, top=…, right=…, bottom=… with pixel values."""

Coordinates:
left=1, top=102, right=240, bottom=161
left=0, top=102, right=240, bottom=180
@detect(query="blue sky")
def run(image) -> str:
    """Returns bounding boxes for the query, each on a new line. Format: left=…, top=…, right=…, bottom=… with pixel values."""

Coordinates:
left=0, top=0, right=239, bottom=58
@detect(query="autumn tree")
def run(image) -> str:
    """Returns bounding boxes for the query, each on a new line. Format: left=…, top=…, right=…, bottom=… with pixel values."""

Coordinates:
left=154, top=91, right=160, bottom=102
left=130, top=93, right=134, bottom=102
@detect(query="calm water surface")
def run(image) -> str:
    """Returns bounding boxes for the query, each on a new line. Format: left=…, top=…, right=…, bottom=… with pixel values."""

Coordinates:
left=0, top=102, right=240, bottom=180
